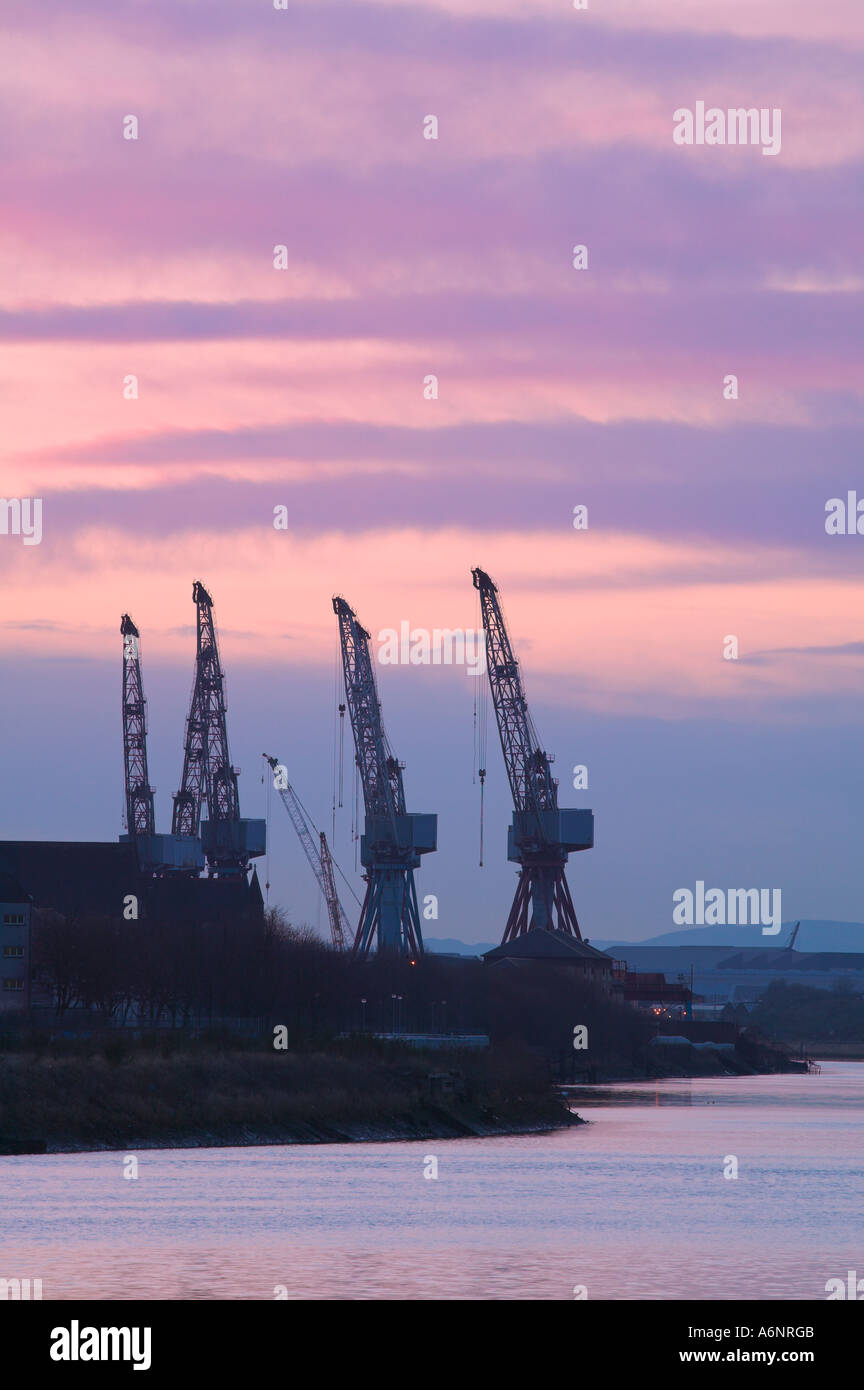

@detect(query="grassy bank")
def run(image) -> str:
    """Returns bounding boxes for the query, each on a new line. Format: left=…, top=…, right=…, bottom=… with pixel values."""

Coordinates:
left=0, top=1038, right=577, bottom=1153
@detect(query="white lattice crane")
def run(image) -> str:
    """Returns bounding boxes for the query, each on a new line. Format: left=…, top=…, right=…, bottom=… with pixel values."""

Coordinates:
left=263, top=754, right=354, bottom=950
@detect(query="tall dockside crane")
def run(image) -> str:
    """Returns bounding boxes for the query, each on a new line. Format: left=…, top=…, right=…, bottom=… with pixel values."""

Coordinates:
left=120, top=614, right=204, bottom=874
left=471, top=567, right=593, bottom=943
left=333, top=596, right=437, bottom=956
left=121, top=615, right=156, bottom=841
left=263, top=754, right=353, bottom=950
left=172, top=581, right=265, bottom=877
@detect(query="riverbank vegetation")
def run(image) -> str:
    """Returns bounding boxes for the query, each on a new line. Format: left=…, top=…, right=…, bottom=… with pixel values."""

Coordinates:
left=0, top=1035, right=576, bottom=1152
left=28, top=908, right=653, bottom=1068
left=752, top=979, right=864, bottom=1045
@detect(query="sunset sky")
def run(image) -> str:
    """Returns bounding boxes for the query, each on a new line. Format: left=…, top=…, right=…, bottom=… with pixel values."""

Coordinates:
left=0, top=0, right=861, bottom=943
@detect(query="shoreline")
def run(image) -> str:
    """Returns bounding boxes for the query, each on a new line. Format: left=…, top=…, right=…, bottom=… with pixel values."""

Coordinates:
left=7, top=1110, right=584, bottom=1157
left=0, top=1046, right=581, bottom=1156
left=0, top=1036, right=812, bottom=1156
left=4, top=1108, right=584, bottom=1157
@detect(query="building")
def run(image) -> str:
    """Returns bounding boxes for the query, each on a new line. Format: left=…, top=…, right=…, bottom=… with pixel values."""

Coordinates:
left=620, top=970, right=692, bottom=1019
left=0, top=873, right=32, bottom=1010
left=609, top=944, right=864, bottom=1015
left=0, top=841, right=263, bottom=928
left=482, top=928, right=617, bottom=988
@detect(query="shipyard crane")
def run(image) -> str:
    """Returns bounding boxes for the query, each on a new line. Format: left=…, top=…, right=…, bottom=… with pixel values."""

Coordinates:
left=120, top=614, right=204, bottom=874
left=333, top=596, right=437, bottom=956
left=471, top=567, right=593, bottom=943
left=121, top=615, right=156, bottom=841
left=171, top=581, right=265, bottom=877
left=263, top=754, right=354, bottom=950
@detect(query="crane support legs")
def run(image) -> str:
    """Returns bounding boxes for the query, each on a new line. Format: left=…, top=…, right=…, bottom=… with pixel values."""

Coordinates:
left=502, top=863, right=582, bottom=943
left=352, top=864, right=423, bottom=958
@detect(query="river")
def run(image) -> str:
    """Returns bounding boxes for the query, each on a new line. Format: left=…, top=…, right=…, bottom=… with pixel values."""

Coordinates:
left=2, top=1061, right=862, bottom=1299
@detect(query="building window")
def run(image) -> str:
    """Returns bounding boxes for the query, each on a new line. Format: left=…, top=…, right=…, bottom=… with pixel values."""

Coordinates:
left=2, top=979, right=24, bottom=991
left=2, top=914, right=25, bottom=925
left=2, top=946, right=24, bottom=958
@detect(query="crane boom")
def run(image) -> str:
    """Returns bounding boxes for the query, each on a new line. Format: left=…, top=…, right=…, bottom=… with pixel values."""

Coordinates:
left=263, top=754, right=352, bottom=950
left=332, top=595, right=436, bottom=956
left=172, top=581, right=265, bottom=876
left=172, top=581, right=238, bottom=839
left=120, top=614, right=156, bottom=838
left=319, top=831, right=352, bottom=952
left=471, top=567, right=593, bottom=943
left=119, top=613, right=206, bottom=874
left=472, top=569, right=557, bottom=817
left=332, top=597, right=404, bottom=825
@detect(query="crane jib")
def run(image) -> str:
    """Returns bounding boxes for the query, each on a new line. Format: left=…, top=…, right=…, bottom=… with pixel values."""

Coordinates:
left=471, top=566, right=593, bottom=942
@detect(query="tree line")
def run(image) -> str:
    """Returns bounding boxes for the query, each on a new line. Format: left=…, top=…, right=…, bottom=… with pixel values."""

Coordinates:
left=29, top=907, right=652, bottom=1061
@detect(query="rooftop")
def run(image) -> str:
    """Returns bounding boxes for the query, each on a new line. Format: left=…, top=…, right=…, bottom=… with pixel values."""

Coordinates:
left=483, top=928, right=614, bottom=964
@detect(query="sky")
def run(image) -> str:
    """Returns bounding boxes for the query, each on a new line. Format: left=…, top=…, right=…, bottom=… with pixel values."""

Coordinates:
left=0, top=0, right=862, bottom=944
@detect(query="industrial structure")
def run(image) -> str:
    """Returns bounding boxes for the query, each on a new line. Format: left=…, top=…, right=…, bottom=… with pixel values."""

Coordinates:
left=472, top=567, right=593, bottom=944
left=170, top=582, right=265, bottom=878
left=483, top=926, right=615, bottom=986
left=0, top=585, right=265, bottom=949
left=120, top=615, right=155, bottom=843
left=333, top=595, right=437, bottom=957
left=0, top=872, right=31, bottom=1010
left=120, top=614, right=203, bottom=874
left=264, top=753, right=354, bottom=950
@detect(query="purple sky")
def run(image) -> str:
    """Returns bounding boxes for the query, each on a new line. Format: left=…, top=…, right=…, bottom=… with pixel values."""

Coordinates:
left=0, top=0, right=862, bottom=942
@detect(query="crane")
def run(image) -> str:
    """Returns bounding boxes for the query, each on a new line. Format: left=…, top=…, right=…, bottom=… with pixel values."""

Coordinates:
left=263, top=754, right=354, bottom=950
left=471, top=567, right=593, bottom=943
left=319, top=832, right=351, bottom=952
left=787, top=920, right=800, bottom=951
left=172, top=581, right=265, bottom=877
left=121, top=614, right=156, bottom=840
left=120, top=613, right=204, bottom=874
left=333, top=595, right=437, bottom=956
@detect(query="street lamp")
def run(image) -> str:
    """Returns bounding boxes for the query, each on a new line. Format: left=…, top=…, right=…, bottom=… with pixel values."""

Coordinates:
left=360, top=997, right=367, bottom=1032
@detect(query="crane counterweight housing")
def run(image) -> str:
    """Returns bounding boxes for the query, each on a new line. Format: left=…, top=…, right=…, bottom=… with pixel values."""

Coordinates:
left=333, top=594, right=437, bottom=957
left=361, top=814, right=437, bottom=863
left=508, top=809, right=593, bottom=862
left=472, top=566, right=594, bottom=943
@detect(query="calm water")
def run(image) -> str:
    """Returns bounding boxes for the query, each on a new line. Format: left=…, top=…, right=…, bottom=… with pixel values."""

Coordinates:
left=2, top=1062, right=862, bottom=1300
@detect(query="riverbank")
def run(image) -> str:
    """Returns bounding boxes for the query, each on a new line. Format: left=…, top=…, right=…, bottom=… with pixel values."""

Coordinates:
left=0, top=1044, right=579, bottom=1154
left=565, top=1032, right=805, bottom=1084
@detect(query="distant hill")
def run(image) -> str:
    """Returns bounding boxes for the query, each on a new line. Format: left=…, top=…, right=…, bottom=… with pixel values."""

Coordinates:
left=592, top=921, right=864, bottom=954
left=425, top=937, right=498, bottom=957
left=426, top=922, right=864, bottom=957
